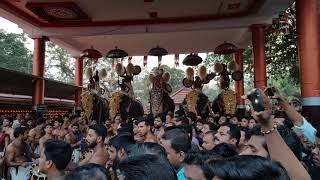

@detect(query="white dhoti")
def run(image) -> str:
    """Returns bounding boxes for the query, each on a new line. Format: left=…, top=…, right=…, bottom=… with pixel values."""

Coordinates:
left=8, top=166, right=32, bottom=180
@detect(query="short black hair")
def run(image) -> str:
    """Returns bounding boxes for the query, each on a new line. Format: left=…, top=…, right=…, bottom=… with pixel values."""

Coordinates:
left=64, top=163, right=111, bottom=180
left=221, top=123, right=241, bottom=146
left=89, top=124, right=108, bottom=141
left=184, top=150, right=221, bottom=166
left=118, top=154, right=177, bottom=180
left=137, top=118, right=151, bottom=126
left=36, top=117, right=46, bottom=125
left=154, top=114, right=166, bottom=123
left=43, top=123, right=53, bottom=130
left=211, top=143, right=237, bottom=158
left=54, top=118, right=64, bottom=124
left=127, top=142, right=167, bottom=159
left=203, top=155, right=289, bottom=180
left=203, top=122, right=219, bottom=131
left=161, top=128, right=191, bottom=153
left=109, top=133, right=135, bottom=152
left=13, top=127, right=28, bottom=138
left=44, top=140, right=72, bottom=170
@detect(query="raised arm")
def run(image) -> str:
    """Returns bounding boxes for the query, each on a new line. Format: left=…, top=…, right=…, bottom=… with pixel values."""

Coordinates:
left=272, top=87, right=316, bottom=143
left=244, top=89, right=311, bottom=180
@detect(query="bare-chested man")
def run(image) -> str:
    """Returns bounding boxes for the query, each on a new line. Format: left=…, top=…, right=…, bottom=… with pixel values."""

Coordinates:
left=2, top=117, right=14, bottom=141
left=137, top=119, right=157, bottom=143
left=67, top=124, right=109, bottom=170
left=39, top=123, right=54, bottom=153
left=65, top=123, right=83, bottom=149
left=5, top=127, right=33, bottom=179
left=52, top=118, right=67, bottom=140
left=28, top=117, right=46, bottom=153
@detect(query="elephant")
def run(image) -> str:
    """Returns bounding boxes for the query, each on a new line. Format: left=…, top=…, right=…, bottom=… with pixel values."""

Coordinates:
left=182, top=89, right=210, bottom=118
left=150, top=89, right=175, bottom=117
left=109, top=91, right=144, bottom=121
left=211, top=89, right=237, bottom=116
left=81, top=92, right=109, bottom=124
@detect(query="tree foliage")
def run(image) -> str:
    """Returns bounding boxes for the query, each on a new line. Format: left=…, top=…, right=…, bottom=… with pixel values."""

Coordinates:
left=0, top=30, right=32, bottom=73
left=45, top=42, right=75, bottom=84
left=266, top=3, right=299, bottom=83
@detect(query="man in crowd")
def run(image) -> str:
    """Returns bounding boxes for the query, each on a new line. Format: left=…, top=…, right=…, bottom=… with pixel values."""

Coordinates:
left=214, top=123, right=241, bottom=147
left=39, top=140, right=72, bottom=180
left=202, top=131, right=216, bottom=151
left=160, top=128, right=191, bottom=180
left=2, top=117, right=14, bottom=141
left=39, top=123, right=55, bottom=153
left=65, top=123, right=83, bottom=149
left=5, top=127, right=33, bottom=179
left=107, top=133, right=135, bottom=171
left=52, top=118, right=67, bottom=140
left=153, top=114, right=165, bottom=140
left=29, top=117, right=46, bottom=153
left=137, top=118, right=157, bottom=143
left=80, top=124, right=109, bottom=166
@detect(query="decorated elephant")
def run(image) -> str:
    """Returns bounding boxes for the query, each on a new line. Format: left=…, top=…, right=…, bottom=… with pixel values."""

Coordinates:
left=81, top=68, right=109, bottom=124
left=109, top=91, right=144, bottom=121
left=211, top=62, right=241, bottom=116
left=181, top=66, right=214, bottom=117
left=109, top=62, right=144, bottom=121
left=81, top=92, right=109, bottom=124
left=148, top=68, right=175, bottom=116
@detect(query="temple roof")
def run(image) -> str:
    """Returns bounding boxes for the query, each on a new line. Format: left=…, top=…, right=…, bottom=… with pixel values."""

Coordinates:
left=0, top=0, right=293, bottom=56
left=170, top=87, right=193, bottom=105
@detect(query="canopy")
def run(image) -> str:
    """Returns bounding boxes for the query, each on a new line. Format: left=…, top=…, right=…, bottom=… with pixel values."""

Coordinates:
left=0, top=0, right=293, bottom=56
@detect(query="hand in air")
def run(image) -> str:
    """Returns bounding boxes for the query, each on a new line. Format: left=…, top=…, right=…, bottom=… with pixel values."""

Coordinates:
left=242, top=88, right=273, bottom=127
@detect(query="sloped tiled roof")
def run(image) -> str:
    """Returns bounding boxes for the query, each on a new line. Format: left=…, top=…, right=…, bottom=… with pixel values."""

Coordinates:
left=170, top=87, right=193, bottom=105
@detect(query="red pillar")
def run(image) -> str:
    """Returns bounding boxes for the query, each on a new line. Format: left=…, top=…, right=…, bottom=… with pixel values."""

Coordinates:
left=75, top=56, right=84, bottom=107
left=235, top=49, right=245, bottom=111
left=32, top=37, right=46, bottom=105
left=296, top=0, right=320, bottom=124
left=251, top=25, right=267, bottom=89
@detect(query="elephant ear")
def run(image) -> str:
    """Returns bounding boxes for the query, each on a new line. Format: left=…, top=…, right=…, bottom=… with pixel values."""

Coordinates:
left=133, top=65, right=141, bottom=75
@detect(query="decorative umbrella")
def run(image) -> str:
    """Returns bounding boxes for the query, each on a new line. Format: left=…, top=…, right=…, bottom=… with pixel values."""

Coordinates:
left=81, top=46, right=102, bottom=60
left=182, top=53, right=203, bottom=66
left=214, top=42, right=239, bottom=55
left=148, top=46, right=168, bottom=56
left=106, top=46, right=128, bottom=59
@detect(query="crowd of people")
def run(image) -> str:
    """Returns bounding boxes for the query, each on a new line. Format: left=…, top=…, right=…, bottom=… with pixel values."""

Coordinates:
left=0, top=87, right=318, bottom=180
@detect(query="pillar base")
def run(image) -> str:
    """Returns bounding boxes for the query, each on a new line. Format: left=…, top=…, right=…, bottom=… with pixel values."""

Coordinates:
left=302, top=106, right=320, bottom=127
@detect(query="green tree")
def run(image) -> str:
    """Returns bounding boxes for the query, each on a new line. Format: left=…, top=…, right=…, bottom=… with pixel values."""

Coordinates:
left=266, top=3, right=299, bottom=83
left=0, top=30, right=32, bottom=73
left=151, top=65, right=185, bottom=93
left=45, top=42, right=75, bottom=84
